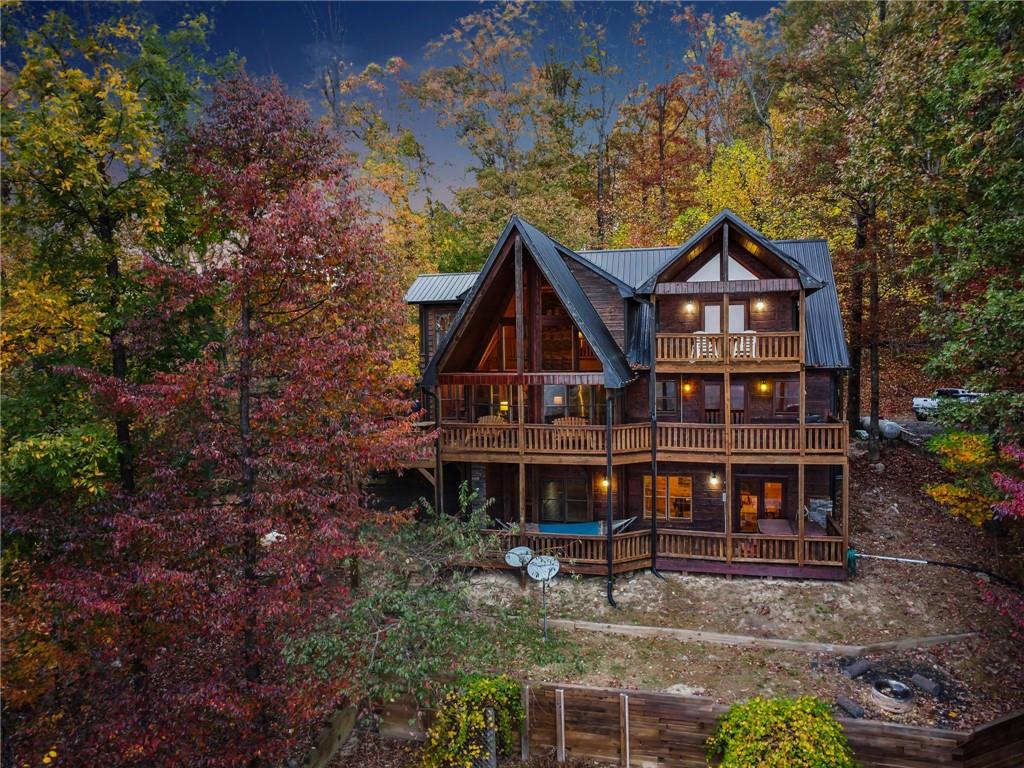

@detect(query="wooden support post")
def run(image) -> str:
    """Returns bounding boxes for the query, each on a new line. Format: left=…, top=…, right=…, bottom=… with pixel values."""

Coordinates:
left=555, top=688, right=566, bottom=763
left=798, top=462, right=805, bottom=566
left=605, top=390, right=615, bottom=607
left=619, top=693, right=630, bottom=767
left=648, top=297, right=659, bottom=572
left=842, top=460, right=850, bottom=559
left=520, top=684, right=530, bottom=760
left=725, top=461, right=732, bottom=565
left=433, top=387, right=444, bottom=515
left=721, top=223, right=730, bottom=282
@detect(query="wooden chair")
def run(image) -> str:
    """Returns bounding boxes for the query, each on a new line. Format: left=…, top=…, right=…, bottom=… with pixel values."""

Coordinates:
left=477, top=414, right=508, bottom=425
left=552, top=416, right=588, bottom=427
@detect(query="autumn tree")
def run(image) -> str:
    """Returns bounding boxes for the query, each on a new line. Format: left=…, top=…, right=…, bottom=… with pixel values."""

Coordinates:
left=3, top=73, right=426, bottom=768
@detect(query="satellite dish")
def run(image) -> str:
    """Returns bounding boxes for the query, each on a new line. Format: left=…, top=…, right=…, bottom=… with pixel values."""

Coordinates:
left=505, top=546, right=534, bottom=568
left=527, top=555, right=560, bottom=582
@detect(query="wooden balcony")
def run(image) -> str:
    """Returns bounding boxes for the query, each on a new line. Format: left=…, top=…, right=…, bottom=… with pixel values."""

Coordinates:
left=482, top=527, right=846, bottom=576
left=439, top=421, right=846, bottom=461
left=656, top=332, right=800, bottom=367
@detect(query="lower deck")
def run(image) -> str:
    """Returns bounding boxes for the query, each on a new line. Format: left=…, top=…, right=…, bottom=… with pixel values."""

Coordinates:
left=447, top=459, right=848, bottom=577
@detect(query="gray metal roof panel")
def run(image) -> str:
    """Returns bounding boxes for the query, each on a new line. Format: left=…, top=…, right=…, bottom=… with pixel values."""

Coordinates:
left=773, top=239, right=850, bottom=369
left=576, top=247, right=679, bottom=290
left=404, top=272, right=478, bottom=304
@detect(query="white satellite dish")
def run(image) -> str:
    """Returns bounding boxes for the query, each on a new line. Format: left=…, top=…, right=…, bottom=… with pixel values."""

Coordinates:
left=525, top=554, right=560, bottom=641
left=505, top=546, right=534, bottom=568
left=526, top=555, right=560, bottom=582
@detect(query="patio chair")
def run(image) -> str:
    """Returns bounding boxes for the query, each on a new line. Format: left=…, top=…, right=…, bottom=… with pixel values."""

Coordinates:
left=551, top=415, right=594, bottom=451
left=474, top=414, right=510, bottom=450
left=730, top=331, right=757, bottom=360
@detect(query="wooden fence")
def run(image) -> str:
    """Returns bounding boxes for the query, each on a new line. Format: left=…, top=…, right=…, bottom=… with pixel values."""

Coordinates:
left=378, top=681, right=1024, bottom=768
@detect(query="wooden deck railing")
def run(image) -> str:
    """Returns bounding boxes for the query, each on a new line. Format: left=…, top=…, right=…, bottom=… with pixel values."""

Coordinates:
left=657, top=423, right=724, bottom=452
left=656, top=332, right=800, bottom=364
left=482, top=528, right=844, bottom=572
left=441, top=421, right=846, bottom=456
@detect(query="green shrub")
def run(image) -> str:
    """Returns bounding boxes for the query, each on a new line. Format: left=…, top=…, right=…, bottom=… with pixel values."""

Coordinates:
left=421, top=674, right=523, bottom=768
left=706, top=696, right=857, bottom=768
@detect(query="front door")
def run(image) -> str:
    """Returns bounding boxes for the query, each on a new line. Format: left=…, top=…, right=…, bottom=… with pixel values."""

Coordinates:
left=736, top=478, right=787, bottom=533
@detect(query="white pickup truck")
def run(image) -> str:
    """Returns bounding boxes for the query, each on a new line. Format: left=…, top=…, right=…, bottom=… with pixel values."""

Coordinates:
left=912, top=388, right=986, bottom=420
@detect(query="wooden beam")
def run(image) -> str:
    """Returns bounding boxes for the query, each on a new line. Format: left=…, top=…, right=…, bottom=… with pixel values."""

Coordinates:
left=798, top=462, right=805, bottom=567
left=416, top=467, right=435, bottom=487
left=520, top=683, right=530, bottom=760
left=721, top=223, right=729, bottom=282
left=619, top=693, right=630, bottom=767
left=555, top=688, right=566, bottom=763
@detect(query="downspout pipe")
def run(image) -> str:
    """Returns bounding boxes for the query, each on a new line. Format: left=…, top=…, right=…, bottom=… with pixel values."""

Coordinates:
left=646, top=298, right=665, bottom=580
left=606, top=389, right=617, bottom=608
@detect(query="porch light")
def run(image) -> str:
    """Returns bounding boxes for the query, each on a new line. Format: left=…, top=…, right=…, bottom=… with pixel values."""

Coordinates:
left=684, top=301, right=696, bottom=314
left=758, top=379, right=770, bottom=394
left=709, top=471, right=720, bottom=488
left=601, top=477, right=610, bottom=490
left=682, top=381, right=693, bottom=395
left=499, top=400, right=510, bottom=413
left=755, top=298, right=766, bottom=311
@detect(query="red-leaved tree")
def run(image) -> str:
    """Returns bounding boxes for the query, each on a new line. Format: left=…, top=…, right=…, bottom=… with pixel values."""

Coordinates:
left=5, top=74, right=426, bottom=768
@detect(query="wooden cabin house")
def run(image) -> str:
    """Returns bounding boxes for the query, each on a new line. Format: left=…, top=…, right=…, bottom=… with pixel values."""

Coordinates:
left=406, top=210, right=850, bottom=581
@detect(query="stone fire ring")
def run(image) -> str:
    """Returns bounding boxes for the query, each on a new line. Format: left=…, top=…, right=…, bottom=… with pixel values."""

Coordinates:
left=871, top=678, right=916, bottom=714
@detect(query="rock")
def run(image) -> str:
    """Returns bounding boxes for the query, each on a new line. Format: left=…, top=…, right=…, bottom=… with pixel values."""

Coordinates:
left=911, top=674, right=942, bottom=697
left=871, top=462, right=886, bottom=474
left=836, top=696, right=865, bottom=719
left=842, top=659, right=873, bottom=679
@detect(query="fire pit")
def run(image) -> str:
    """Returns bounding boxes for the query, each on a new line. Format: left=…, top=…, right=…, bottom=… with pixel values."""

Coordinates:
left=871, top=679, right=915, bottom=714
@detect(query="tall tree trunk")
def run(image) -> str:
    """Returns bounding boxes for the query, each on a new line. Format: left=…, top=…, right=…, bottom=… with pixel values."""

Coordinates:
left=238, top=293, right=263, bottom=765
left=847, top=207, right=869, bottom=437
left=596, top=141, right=606, bottom=246
left=104, top=240, right=135, bottom=494
left=868, top=212, right=882, bottom=461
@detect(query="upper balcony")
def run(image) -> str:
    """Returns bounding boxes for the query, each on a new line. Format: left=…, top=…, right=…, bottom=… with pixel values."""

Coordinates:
left=655, top=331, right=800, bottom=370
left=436, top=419, right=847, bottom=463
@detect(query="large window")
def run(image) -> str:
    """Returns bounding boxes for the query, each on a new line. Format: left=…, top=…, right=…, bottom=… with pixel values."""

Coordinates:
left=543, top=385, right=607, bottom=424
left=541, top=476, right=589, bottom=522
left=656, top=378, right=678, bottom=416
left=774, top=380, right=800, bottom=415
left=643, top=475, right=693, bottom=521
left=440, top=384, right=467, bottom=421
left=704, top=382, right=722, bottom=423
left=470, top=385, right=521, bottom=422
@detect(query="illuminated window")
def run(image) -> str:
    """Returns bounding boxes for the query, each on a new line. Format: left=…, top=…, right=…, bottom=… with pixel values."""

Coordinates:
left=644, top=475, right=693, bottom=521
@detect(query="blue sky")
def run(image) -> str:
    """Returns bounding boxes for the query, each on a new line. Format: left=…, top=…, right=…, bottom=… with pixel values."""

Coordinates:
left=30, top=1, right=777, bottom=197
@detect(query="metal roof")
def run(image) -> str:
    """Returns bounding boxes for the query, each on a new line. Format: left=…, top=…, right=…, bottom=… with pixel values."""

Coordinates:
left=404, top=272, right=477, bottom=304
left=409, top=215, right=849, bottom=373
left=421, top=217, right=636, bottom=389
left=773, top=239, right=851, bottom=369
left=576, top=247, right=678, bottom=290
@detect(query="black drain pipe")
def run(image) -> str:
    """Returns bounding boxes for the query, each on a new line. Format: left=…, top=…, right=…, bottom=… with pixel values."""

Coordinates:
left=606, top=390, right=617, bottom=608
left=849, top=549, right=1021, bottom=590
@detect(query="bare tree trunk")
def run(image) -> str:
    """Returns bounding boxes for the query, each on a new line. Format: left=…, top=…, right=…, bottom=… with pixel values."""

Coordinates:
left=868, top=213, right=881, bottom=461
left=103, top=230, right=135, bottom=495
left=848, top=207, right=868, bottom=437
left=239, top=293, right=264, bottom=766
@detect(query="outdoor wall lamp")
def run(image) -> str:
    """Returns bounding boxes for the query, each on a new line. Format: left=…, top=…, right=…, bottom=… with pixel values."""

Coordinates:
left=709, top=471, right=720, bottom=488
left=758, top=379, right=770, bottom=394
left=754, top=298, right=766, bottom=311
left=600, top=477, right=610, bottom=490
left=684, top=301, right=696, bottom=314
left=682, top=381, right=694, bottom=395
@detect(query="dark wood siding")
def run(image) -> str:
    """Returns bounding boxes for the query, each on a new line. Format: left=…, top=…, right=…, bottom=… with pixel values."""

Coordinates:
left=564, top=256, right=625, bottom=350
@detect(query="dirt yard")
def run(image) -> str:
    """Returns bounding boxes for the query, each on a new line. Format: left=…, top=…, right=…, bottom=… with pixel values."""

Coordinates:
left=468, top=442, right=1024, bottom=729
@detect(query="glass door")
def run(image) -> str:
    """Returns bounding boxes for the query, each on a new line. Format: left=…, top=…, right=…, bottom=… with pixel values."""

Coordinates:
left=738, top=480, right=759, bottom=533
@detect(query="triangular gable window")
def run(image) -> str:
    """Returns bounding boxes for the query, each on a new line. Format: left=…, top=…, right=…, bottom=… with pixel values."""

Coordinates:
left=687, top=253, right=758, bottom=282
